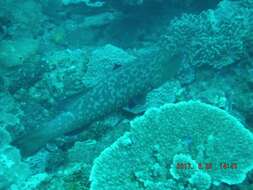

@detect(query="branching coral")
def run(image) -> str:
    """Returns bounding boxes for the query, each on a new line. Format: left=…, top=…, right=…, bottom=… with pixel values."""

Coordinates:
left=161, top=0, right=253, bottom=69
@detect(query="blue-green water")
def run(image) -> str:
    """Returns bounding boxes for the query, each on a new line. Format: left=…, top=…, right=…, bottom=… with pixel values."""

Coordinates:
left=0, top=0, right=253, bottom=189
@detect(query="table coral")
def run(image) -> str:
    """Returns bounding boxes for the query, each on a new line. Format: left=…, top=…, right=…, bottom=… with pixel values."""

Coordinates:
left=90, top=101, right=253, bottom=190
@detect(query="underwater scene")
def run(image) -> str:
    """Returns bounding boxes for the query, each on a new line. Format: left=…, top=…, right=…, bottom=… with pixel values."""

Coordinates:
left=1, top=0, right=253, bottom=189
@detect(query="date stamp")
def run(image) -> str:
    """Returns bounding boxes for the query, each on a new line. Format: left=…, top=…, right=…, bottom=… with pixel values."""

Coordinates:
left=176, top=162, right=238, bottom=170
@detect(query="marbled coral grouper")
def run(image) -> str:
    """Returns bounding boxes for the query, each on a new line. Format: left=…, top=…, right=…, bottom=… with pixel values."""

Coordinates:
left=13, top=50, right=182, bottom=156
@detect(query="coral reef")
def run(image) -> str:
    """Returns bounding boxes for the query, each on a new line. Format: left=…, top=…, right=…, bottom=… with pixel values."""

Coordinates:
left=0, top=0, right=253, bottom=189
left=83, top=44, right=136, bottom=87
left=162, top=0, right=252, bottom=68
left=61, top=0, right=105, bottom=7
left=90, top=102, right=253, bottom=189
left=0, top=93, right=25, bottom=139
left=0, top=128, right=30, bottom=189
left=28, top=49, right=88, bottom=105
left=13, top=44, right=181, bottom=155
left=0, top=38, right=39, bottom=69
left=145, top=80, right=182, bottom=108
